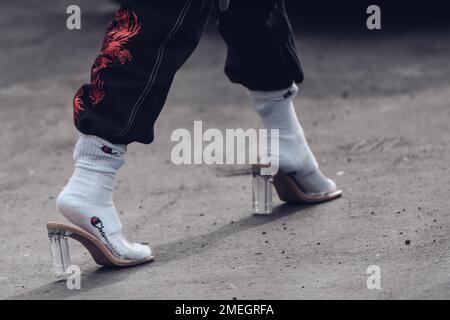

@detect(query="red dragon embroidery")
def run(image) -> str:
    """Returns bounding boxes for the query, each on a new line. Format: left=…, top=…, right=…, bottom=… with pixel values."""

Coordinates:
left=73, top=9, right=141, bottom=119
left=73, top=88, right=84, bottom=120
left=93, top=8, right=141, bottom=103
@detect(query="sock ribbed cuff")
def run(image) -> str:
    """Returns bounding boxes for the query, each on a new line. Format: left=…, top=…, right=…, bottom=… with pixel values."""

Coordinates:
left=74, top=133, right=126, bottom=174
left=248, top=83, right=298, bottom=102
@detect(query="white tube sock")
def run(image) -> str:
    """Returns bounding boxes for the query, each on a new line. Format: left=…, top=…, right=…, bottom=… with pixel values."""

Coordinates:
left=56, top=134, right=152, bottom=260
left=249, top=84, right=337, bottom=194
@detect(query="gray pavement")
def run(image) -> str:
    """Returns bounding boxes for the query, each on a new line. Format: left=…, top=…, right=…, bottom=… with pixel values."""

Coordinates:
left=1, top=1, right=450, bottom=299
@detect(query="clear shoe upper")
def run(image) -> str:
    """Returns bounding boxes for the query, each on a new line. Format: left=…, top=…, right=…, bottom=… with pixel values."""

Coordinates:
left=108, top=232, right=152, bottom=260
left=293, top=170, right=337, bottom=195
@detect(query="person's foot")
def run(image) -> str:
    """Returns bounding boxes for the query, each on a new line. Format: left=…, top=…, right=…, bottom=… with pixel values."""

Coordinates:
left=56, top=134, right=152, bottom=261
left=290, top=170, right=337, bottom=195
left=249, top=83, right=339, bottom=195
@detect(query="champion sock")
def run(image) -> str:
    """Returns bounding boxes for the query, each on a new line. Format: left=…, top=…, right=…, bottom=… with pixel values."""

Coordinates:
left=249, top=84, right=337, bottom=194
left=56, top=134, right=152, bottom=260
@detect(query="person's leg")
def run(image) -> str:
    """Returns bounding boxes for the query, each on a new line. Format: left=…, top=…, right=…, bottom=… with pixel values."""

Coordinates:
left=218, top=0, right=337, bottom=194
left=74, top=0, right=213, bottom=144
left=58, top=0, right=214, bottom=260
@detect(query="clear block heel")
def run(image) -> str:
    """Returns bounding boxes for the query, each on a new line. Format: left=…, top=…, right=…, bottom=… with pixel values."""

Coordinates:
left=48, top=228, right=72, bottom=277
left=252, top=166, right=273, bottom=215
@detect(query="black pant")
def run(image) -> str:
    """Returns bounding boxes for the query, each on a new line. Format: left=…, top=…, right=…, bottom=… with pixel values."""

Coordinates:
left=73, top=0, right=303, bottom=145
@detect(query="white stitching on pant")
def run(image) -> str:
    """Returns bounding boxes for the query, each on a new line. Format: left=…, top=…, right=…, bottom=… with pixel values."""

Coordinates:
left=115, top=0, right=194, bottom=138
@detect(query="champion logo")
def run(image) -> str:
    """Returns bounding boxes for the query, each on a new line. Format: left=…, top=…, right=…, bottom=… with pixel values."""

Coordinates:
left=283, top=89, right=294, bottom=99
left=90, top=216, right=122, bottom=258
left=101, top=146, right=117, bottom=155
left=90, top=216, right=103, bottom=228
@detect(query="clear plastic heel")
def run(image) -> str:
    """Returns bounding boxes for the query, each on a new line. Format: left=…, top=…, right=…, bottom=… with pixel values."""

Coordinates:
left=48, top=228, right=72, bottom=277
left=252, top=167, right=273, bottom=215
